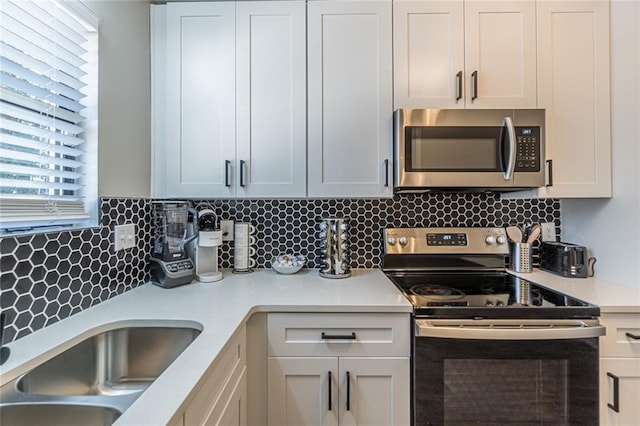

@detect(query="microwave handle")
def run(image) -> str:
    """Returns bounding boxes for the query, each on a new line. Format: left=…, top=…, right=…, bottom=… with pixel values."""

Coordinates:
left=502, top=117, right=516, bottom=180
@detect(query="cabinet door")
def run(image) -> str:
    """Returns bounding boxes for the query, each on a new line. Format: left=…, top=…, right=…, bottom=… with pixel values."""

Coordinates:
left=268, top=357, right=339, bottom=426
left=464, top=0, right=537, bottom=108
left=393, top=0, right=464, bottom=109
left=209, top=368, right=247, bottom=426
left=339, top=358, right=410, bottom=426
left=536, top=0, right=611, bottom=198
left=236, top=1, right=307, bottom=197
left=307, top=0, right=393, bottom=198
left=184, top=326, right=246, bottom=426
left=165, top=2, right=236, bottom=197
left=600, top=358, right=640, bottom=426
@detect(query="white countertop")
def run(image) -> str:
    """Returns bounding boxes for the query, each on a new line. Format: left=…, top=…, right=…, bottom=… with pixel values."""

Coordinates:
left=2, top=267, right=639, bottom=424
left=509, top=268, right=640, bottom=314
left=0, top=269, right=412, bottom=425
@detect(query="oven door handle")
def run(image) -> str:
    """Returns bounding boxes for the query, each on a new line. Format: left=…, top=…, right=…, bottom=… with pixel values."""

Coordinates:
left=415, top=319, right=606, bottom=340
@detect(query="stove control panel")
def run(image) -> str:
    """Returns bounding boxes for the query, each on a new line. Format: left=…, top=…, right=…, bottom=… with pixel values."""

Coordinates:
left=384, top=227, right=509, bottom=255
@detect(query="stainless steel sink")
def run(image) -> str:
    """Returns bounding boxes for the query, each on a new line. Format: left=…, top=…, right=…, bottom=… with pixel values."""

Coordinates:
left=16, top=326, right=201, bottom=396
left=0, top=323, right=202, bottom=425
left=0, top=403, right=121, bottom=426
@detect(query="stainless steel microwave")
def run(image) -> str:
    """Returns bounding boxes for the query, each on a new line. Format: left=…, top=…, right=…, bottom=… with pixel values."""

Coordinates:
left=393, top=108, right=546, bottom=192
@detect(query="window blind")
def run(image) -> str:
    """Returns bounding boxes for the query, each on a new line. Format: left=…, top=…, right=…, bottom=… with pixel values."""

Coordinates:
left=0, top=0, right=98, bottom=233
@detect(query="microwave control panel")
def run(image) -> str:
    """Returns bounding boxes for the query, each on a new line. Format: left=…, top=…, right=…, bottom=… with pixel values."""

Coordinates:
left=514, top=127, right=541, bottom=172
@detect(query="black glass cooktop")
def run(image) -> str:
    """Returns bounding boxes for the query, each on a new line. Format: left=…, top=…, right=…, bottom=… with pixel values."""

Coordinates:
left=386, top=272, right=599, bottom=319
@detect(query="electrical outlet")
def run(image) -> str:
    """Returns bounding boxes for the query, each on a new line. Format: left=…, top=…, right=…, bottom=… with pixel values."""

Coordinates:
left=114, top=224, right=136, bottom=251
left=220, top=220, right=234, bottom=241
left=540, top=222, right=556, bottom=242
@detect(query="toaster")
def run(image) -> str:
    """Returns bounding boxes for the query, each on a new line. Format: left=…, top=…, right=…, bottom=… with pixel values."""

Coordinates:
left=540, top=242, right=589, bottom=278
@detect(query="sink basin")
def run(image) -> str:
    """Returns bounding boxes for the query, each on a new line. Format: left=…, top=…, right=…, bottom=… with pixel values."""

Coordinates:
left=0, top=403, right=121, bottom=426
left=16, top=325, right=201, bottom=396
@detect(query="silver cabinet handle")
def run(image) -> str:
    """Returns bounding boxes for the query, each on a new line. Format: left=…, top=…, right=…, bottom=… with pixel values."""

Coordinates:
left=502, top=117, right=516, bottom=181
left=471, top=70, right=478, bottom=101
left=455, top=71, right=462, bottom=102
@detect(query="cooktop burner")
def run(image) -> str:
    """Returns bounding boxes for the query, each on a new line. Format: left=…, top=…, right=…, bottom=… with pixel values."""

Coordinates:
left=410, top=284, right=465, bottom=298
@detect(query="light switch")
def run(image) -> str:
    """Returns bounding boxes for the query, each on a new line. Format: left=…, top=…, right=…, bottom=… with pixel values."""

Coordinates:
left=114, top=224, right=136, bottom=251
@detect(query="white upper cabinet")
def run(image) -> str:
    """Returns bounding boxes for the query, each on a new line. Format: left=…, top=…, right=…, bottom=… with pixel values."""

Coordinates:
left=535, top=0, right=611, bottom=198
left=393, top=0, right=537, bottom=109
left=159, top=2, right=236, bottom=198
left=464, top=0, right=537, bottom=108
left=307, top=0, right=393, bottom=198
left=393, top=0, right=464, bottom=109
left=236, top=1, right=307, bottom=198
left=153, top=1, right=306, bottom=198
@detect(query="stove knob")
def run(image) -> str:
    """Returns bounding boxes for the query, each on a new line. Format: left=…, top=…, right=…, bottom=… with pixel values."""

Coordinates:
left=399, top=236, right=408, bottom=246
left=496, top=235, right=506, bottom=245
left=485, top=235, right=496, bottom=245
left=387, top=237, right=396, bottom=245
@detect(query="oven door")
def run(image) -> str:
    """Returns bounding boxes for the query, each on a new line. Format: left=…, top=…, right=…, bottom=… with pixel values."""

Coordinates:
left=414, top=319, right=605, bottom=426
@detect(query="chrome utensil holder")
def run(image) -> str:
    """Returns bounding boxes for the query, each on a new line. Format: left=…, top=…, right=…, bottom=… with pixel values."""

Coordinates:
left=318, top=218, right=351, bottom=279
left=510, top=242, right=532, bottom=273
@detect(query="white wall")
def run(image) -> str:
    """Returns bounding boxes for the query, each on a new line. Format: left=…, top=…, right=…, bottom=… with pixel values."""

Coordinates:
left=562, top=0, right=640, bottom=287
left=88, top=0, right=151, bottom=197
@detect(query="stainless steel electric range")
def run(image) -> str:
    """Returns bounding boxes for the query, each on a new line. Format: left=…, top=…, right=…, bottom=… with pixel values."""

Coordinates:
left=382, top=227, right=605, bottom=426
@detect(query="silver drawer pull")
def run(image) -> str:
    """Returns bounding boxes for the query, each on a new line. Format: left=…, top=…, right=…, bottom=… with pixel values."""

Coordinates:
left=321, top=332, right=356, bottom=340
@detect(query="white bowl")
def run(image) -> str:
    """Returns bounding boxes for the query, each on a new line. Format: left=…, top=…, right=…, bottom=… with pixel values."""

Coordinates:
left=271, top=254, right=306, bottom=274
left=272, top=263, right=303, bottom=274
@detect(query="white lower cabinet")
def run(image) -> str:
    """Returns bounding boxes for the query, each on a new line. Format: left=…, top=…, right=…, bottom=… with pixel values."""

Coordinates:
left=180, top=326, right=247, bottom=426
left=266, top=313, right=410, bottom=426
left=600, top=358, right=640, bottom=426
left=268, top=357, right=409, bottom=426
left=599, top=314, right=640, bottom=425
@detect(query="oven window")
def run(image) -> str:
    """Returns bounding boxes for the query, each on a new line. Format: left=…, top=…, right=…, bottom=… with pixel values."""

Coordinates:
left=443, top=359, right=568, bottom=424
left=414, top=337, right=599, bottom=425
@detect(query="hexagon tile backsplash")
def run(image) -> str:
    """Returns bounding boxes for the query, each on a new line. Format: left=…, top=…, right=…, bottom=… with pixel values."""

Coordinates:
left=0, top=198, right=152, bottom=343
left=0, top=194, right=560, bottom=343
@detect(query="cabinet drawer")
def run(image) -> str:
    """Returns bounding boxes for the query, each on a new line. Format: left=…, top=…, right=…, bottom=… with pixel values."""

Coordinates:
left=600, top=314, right=640, bottom=358
left=267, top=313, right=410, bottom=357
left=185, top=326, right=246, bottom=425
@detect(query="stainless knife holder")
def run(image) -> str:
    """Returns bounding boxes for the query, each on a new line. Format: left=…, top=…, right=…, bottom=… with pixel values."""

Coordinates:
left=318, top=218, right=351, bottom=279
